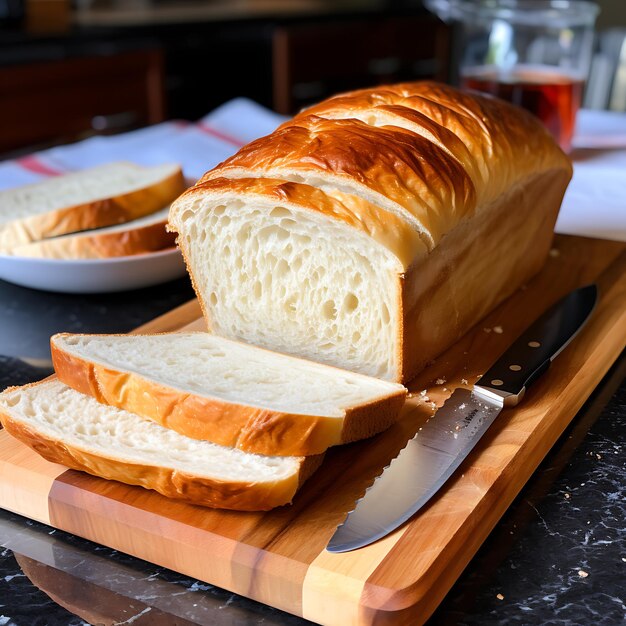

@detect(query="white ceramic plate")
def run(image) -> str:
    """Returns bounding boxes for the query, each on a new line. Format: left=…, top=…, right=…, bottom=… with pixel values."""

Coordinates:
left=0, top=248, right=187, bottom=294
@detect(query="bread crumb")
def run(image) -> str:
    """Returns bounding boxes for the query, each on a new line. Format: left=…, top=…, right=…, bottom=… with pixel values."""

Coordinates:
left=461, top=378, right=468, bottom=385
left=621, top=557, right=626, bottom=562
left=430, top=402, right=437, bottom=410
left=493, top=325, right=503, bottom=334
left=435, top=377, right=446, bottom=385
left=564, top=493, right=570, bottom=499
left=496, top=593, right=504, bottom=600
left=578, top=570, right=588, bottom=578
left=483, top=327, right=492, bottom=333
left=459, top=403, right=466, bottom=409
left=549, top=248, right=560, bottom=257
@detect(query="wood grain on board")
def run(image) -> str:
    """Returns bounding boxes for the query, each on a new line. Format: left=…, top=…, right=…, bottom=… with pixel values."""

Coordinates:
left=0, top=234, right=624, bottom=625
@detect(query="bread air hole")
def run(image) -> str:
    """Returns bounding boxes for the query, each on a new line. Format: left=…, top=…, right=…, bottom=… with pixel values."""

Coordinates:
left=4, top=395, right=20, bottom=408
left=269, top=206, right=292, bottom=218
left=382, top=303, right=391, bottom=324
left=209, top=292, right=218, bottom=306
left=285, top=295, right=297, bottom=314
left=322, top=300, right=337, bottom=320
left=343, top=293, right=359, bottom=312
left=236, top=226, right=251, bottom=244
left=275, top=258, right=289, bottom=277
left=258, top=225, right=289, bottom=241
left=350, top=273, right=363, bottom=287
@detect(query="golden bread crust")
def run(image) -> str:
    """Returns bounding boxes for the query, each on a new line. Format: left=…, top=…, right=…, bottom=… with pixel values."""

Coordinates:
left=0, top=379, right=322, bottom=511
left=51, top=332, right=407, bottom=456
left=202, top=115, right=477, bottom=247
left=9, top=216, right=176, bottom=259
left=299, top=81, right=572, bottom=205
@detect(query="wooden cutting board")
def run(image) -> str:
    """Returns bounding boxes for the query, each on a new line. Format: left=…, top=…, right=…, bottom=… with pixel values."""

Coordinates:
left=0, top=234, right=624, bottom=626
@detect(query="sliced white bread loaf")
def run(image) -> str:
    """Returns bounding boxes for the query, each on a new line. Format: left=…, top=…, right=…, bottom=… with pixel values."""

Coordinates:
left=0, top=379, right=321, bottom=511
left=51, top=332, right=407, bottom=456
left=7, top=207, right=175, bottom=259
left=0, top=162, right=186, bottom=249
left=169, top=82, right=572, bottom=383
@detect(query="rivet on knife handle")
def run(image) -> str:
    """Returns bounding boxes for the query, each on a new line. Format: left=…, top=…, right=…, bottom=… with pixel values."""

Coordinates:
left=475, top=284, right=598, bottom=407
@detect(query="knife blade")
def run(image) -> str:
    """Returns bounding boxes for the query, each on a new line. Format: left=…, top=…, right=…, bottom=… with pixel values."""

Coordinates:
left=327, top=284, right=598, bottom=553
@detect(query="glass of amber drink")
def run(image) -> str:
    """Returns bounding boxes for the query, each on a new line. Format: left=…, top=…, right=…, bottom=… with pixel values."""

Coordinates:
left=426, top=0, right=599, bottom=152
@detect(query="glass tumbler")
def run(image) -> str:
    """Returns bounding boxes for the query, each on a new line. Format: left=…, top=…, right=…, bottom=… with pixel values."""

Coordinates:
left=426, top=0, right=599, bottom=152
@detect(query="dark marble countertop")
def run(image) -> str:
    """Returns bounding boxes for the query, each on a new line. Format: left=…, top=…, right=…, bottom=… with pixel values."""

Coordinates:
left=0, top=276, right=624, bottom=626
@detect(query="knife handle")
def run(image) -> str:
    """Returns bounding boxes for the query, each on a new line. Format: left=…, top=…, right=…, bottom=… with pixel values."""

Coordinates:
left=475, top=285, right=597, bottom=407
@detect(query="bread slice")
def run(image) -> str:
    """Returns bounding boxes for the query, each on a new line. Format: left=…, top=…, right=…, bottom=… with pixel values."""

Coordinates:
left=0, top=162, right=186, bottom=249
left=0, top=379, right=322, bottom=511
left=51, top=332, right=407, bottom=456
left=7, top=207, right=175, bottom=259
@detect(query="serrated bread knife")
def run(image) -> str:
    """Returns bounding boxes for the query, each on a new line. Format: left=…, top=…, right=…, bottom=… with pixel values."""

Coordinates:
left=327, top=284, right=598, bottom=553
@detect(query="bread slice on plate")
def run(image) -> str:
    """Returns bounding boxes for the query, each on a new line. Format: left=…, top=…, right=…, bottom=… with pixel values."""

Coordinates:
left=0, top=379, right=321, bottom=511
left=7, top=207, right=175, bottom=259
left=0, top=162, right=186, bottom=249
left=51, top=332, right=407, bottom=456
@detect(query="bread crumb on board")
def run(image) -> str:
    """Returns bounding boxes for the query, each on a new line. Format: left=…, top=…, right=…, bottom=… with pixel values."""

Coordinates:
left=496, top=593, right=504, bottom=600
left=578, top=570, right=589, bottom=578
left=435, top=377, right=447, bottom=385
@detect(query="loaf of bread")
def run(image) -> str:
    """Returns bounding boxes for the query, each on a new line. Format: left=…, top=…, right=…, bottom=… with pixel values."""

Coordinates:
left=0, top=380, right=322, bottom=511
left=0, top=162, right=185, bottom=250
left=7, top=207, right=175, bottom=259
left=51, top=332, right=406, bottom=456
left=169, top=81, right=572, bottom=382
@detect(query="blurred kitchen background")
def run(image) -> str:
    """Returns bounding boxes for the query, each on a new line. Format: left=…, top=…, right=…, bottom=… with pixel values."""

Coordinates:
left=0, top=0, right=624, bottom=157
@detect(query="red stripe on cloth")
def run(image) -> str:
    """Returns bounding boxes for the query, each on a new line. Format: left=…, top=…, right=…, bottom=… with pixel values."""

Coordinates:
left=17, top=156, right=64, bottom=177
left=197, top=123, right=244, bottom=147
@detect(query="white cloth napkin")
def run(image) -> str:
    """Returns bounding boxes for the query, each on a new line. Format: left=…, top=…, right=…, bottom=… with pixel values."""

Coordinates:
left=556, top=109, right=626, bottom=242
left=0, top=98, right=287, bottom=188
left=0, top=100, right=623, bottom=242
